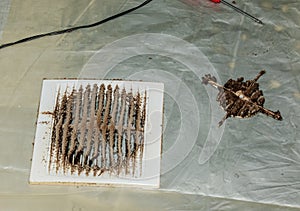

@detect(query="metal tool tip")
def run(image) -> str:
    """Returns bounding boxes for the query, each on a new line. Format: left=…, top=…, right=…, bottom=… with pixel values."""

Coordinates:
left=256, top=19, right=264, bottom=25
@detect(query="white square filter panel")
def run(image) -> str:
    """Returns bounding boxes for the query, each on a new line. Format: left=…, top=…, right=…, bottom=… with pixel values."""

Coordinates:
left=30, top=79, right=164, bottom=188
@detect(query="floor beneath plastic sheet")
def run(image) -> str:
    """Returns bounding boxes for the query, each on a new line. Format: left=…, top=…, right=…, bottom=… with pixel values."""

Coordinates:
left=0, top=0, right=299, bottom=210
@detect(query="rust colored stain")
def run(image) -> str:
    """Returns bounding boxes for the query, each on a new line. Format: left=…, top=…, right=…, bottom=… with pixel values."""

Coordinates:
left=48, top=83, right=147, bottom=177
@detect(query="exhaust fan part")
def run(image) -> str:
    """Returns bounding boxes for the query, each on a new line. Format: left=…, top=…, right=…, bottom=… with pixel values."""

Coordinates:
left=30, top=79, right=164, bottom=188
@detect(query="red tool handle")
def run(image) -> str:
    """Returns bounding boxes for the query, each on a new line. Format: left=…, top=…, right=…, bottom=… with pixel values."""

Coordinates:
left=210, top=0, right=221, bottom=3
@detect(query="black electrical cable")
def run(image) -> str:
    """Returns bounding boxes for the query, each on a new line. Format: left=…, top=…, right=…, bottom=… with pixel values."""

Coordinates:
left=0, top=0, right=154, bottom=50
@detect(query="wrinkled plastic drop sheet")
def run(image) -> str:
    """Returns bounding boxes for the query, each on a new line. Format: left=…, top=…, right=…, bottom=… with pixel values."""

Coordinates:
left=0, top=0, right=299, bottom=210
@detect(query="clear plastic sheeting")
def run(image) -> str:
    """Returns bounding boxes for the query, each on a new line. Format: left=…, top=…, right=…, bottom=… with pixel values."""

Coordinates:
left=0, top=1, right=10, bottom=39
left=0, top=0, right=299, bottom=210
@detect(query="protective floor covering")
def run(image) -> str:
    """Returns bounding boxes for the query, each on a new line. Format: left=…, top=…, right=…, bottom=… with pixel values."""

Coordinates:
left=0, top=0, right=299, bottom=210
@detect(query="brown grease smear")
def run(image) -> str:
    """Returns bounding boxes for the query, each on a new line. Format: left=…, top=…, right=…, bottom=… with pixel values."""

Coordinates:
left=48, top=83, right=147, bottom=177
